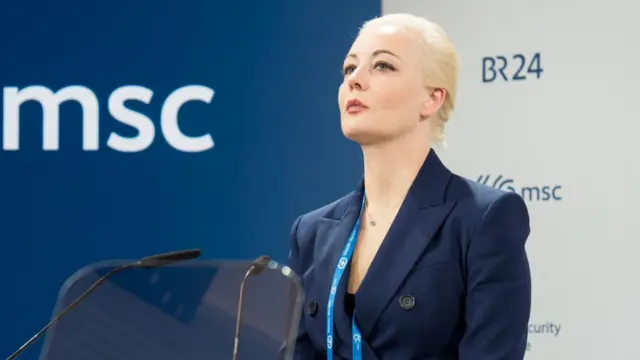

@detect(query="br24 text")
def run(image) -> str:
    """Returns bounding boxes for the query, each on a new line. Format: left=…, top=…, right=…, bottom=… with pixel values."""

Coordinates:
left=482, top=53, right=543, bottom=83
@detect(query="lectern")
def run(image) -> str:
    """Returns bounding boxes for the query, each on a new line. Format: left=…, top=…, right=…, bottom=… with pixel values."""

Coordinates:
left=36, top=259, right=304, bottom=360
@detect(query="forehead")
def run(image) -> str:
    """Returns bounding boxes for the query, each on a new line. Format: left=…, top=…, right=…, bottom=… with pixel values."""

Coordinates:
left=348, top=24, right=419, bottom=59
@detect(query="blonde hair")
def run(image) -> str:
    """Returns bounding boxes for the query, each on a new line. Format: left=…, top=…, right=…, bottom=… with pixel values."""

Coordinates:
left=360, top=13, right=458, bottom=145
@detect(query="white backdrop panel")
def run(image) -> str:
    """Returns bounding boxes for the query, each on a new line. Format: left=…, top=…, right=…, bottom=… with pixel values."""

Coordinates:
left=382, top=0, right=640, bottom=358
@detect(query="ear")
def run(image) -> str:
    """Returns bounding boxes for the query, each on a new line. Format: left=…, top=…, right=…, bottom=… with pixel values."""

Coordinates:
left=420, top=88, right=446, bottom=120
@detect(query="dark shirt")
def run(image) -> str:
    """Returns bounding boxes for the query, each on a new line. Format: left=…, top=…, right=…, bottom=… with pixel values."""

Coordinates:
left=345, top=292, right=355, bottom=319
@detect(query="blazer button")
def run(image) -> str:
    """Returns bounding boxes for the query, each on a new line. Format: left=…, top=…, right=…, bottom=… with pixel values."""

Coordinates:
left=307, top=301, right=318, bottom=316
left=399, top=295, right=415, bottom=310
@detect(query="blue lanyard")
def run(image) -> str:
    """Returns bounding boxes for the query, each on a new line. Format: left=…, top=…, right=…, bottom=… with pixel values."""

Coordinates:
left=327, top=196, right=365, bottom=360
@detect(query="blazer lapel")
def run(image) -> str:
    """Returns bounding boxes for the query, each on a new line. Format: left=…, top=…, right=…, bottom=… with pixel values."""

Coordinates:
left=314, top=180, right=365, bottom=350
left=354, top=149, right=456, bottom=338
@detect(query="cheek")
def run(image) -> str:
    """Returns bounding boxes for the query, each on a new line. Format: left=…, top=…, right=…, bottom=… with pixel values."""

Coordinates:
left=374, top=85, right=421, bottom=116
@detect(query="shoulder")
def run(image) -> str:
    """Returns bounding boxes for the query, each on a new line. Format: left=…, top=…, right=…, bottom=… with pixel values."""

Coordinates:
left=287, top=191, right=356, bottom=272
left=291, top=192, right=354, bottom=238
left=445, top=175, right=531, bottom=288
left=446, top=174, right=530, bottom=235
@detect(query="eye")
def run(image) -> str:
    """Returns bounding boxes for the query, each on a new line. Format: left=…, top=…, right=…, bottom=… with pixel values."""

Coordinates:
left=374, top=61, right=395, bottom=71
left=343, top=64, right=357, bottom=76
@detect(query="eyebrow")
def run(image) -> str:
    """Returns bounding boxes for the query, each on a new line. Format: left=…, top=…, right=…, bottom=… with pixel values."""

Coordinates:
left=347, top=49, right=401, bottom=59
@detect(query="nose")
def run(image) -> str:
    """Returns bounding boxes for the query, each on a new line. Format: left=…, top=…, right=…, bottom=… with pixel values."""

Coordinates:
left=347, top=67, right=369, bottom=91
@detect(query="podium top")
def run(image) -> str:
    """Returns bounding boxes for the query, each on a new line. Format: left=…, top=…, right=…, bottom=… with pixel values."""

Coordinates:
left=38, top=259, right=304, bottom=360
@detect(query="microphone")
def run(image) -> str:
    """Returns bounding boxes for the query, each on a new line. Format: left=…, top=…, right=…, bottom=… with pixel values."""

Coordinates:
left=138, top=248, right=202, bottom=268
left=232, top=255, right=271, bottom=360
left=6, top=248, right=202, bottom=360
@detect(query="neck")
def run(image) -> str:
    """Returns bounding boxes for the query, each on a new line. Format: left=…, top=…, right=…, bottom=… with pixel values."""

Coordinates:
left=361, top=134, right=431, bottom=209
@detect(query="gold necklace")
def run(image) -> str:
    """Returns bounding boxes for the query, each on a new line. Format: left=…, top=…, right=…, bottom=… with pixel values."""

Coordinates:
left=364, top=196, right=405, bottom=227
left=365, top=210, right=377, bottom=227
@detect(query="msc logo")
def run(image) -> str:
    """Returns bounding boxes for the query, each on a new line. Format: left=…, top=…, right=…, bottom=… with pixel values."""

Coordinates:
left=1, top=85, right=215, bottom=152
left=477, top=175, right=562, bottom=202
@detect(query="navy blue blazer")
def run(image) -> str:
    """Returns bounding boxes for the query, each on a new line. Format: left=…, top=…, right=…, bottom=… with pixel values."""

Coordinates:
left=287, top=150, right=531, bottom=360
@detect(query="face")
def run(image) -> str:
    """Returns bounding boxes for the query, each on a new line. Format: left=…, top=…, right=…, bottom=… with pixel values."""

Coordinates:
left=338, top=23, right=445, bottom=145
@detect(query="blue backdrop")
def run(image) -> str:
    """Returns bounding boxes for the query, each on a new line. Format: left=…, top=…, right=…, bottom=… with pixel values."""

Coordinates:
left=0, top=0, right=380, bottom=358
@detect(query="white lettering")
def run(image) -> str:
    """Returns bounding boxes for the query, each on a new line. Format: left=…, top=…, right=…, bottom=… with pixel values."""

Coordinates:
left=106, top=86, right=155, bottom=152
left=3, top=85, right=99, bottom=151
left=2, top=84, right=215, bottom=152
left=161, top=85, right=215, bottom=152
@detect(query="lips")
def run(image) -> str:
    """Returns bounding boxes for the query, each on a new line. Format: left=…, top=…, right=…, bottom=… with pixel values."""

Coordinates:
left=346, top=99, right=368, bottom=113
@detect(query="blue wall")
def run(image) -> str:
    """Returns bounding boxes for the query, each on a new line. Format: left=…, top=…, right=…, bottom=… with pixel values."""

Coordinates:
left=0, top=0, right=380, bottom=358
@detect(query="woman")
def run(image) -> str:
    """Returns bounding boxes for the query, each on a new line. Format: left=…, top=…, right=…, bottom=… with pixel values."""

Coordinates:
left=287, top=13, right=531, bottom=360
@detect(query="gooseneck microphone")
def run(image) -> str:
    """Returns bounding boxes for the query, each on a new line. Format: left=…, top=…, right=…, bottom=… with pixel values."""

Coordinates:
left=232, top=255, right=271, bottom=360
left=6, top=248, right=202, bottom=360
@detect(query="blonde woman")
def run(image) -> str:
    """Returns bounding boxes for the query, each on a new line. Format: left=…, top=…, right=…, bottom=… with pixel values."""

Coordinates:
left=288, top=13, right=531, bottom=360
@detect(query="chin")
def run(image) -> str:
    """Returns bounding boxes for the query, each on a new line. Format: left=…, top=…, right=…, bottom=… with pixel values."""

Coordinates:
left=341, top=126, right=384, bottom=145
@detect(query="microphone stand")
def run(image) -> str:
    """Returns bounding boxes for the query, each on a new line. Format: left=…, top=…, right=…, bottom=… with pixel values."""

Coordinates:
left=231, top=255, right=271, bottom=360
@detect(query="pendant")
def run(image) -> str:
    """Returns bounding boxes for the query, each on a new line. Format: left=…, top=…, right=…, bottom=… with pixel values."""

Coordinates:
left=369, top=220, right=377, bottom=227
